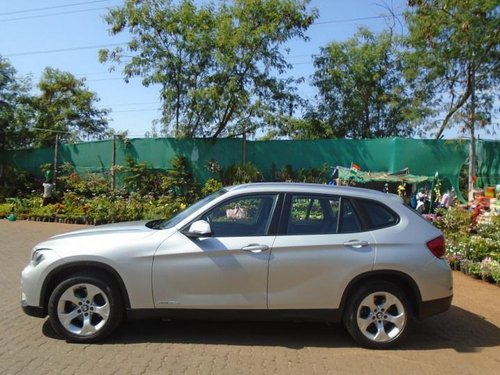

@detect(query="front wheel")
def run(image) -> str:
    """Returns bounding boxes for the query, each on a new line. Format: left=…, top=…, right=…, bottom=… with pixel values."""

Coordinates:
left=343, top=281, right=412, bottom=349
left=48, top=273, right=123, bottom=343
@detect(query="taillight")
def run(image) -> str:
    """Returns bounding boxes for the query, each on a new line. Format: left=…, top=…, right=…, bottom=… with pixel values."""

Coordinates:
left=427, top=235, right=446, bottom=258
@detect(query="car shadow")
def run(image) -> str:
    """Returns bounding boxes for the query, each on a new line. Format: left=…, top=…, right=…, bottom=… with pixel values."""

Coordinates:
left=43, top=306, right=500, bottom=351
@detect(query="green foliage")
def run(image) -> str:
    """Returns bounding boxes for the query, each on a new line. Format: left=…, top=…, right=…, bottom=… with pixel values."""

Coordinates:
left=56, top=163, right=110, bottom=198
left=0, top=55, right=35, bottom=151
left=161, top=155, right=200, bottom=203
left=264, top=111, right=335, bottom=140
left=0, top=202, right=14, bottom=217
left=223, top=162, right=263, bottom=185
left=440, top=206, right=499, bottom=283
left=404, top=0, right=499, bottom=138
left=275, top=164, right=297, bottom=182
left=123, top=156, right=163, bottom=197
left=296, top=164, right=330, bottom=184
left=310, top=28, right=417, bottom=139
left=477, top=215, right=500, bottom=242
left=202, top=178, right=223, bottom=196
left=491, top=262, right=500, bottom=284
left=0, top=165, right=39, bottom=200
left=100, top=0, right=317, bottom=138
left=32, top=67, right=110, bottom=148
left=433, top=206, right=473, bottom=245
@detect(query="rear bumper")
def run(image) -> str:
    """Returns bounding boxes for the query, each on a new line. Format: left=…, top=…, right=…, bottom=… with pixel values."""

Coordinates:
left=418, top=295, right=453, bottom=319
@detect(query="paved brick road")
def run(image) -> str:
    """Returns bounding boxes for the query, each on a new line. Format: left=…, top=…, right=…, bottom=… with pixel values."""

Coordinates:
left=1, top=220, right=499, bottom=374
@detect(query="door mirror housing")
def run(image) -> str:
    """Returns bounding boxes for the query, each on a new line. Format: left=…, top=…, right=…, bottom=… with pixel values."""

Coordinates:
left=186, top=220, right=212, bottom=237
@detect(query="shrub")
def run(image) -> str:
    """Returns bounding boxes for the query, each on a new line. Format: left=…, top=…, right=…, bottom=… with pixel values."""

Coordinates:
left=223, top=162, right=263, bottom=185
left=202, top=178, right=223, bottom=196
left=123, top=156, right=163, bottom=197
left=491, top=263, right=500, bottom=284
left=161, top=155, right=200, bottom=203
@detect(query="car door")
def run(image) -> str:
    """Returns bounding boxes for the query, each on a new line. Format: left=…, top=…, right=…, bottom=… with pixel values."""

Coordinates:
left=268, top=194, right=376, bottom=310
left=152, top=194, right=279, bottom=309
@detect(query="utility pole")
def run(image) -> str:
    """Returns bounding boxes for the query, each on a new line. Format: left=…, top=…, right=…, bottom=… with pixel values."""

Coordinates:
left=242, top=130, right=247, bottom=164
left=468, top=64, right=476, bottom=200
left=111, top=135, right=116, bottom=191
left=53, top=134, right=59, bottom=182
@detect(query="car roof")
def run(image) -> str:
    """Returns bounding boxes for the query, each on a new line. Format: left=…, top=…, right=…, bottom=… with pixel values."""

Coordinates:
left=225, top=182, right=399, bottom=202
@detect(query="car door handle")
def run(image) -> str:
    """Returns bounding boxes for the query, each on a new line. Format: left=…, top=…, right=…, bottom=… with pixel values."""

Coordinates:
left=343, top=240, right=369, bottom=249
left=242, top=244, right=270, bottom=253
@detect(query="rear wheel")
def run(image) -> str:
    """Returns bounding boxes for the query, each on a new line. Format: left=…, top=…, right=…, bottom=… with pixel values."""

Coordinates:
left=48, top=273, right=123, bottom=343
left=343, top=281, right=412, bottom=349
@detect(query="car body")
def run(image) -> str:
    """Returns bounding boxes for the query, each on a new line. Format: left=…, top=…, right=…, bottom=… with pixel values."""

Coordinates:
left=21, top=183, right=453, bottom=348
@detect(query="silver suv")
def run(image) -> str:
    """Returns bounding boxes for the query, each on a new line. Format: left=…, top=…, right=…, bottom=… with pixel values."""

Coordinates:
left=21, top=183, right=452, bottom=349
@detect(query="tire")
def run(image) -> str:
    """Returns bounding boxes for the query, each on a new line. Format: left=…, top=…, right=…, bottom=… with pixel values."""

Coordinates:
left=343, top=281, right=412, bottom=349
left=48, top=272, right=123, bottom=343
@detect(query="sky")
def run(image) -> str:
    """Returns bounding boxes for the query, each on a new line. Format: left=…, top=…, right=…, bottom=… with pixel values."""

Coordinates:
left=1, top=0, right=497, bottom=140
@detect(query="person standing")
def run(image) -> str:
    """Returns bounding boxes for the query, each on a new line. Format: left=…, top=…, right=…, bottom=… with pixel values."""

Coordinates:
left=440, top=188, right=453, bottom=208
left=42, top=179, right=55, bottom=206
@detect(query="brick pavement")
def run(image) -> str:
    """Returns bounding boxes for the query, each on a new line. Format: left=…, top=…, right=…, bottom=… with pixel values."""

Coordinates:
left=0, top=220, right=499, bottom=374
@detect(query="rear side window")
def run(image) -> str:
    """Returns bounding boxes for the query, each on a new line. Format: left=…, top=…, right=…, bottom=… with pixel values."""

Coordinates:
left=339, top=199, right=362, bottom=233
left=286, top=195, right=340, bottom=235
left=354, top=199, right=399, bottom=230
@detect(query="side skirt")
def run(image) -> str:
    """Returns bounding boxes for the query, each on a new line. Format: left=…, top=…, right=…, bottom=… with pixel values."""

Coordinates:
left=126, top=308, right=342, bottom=323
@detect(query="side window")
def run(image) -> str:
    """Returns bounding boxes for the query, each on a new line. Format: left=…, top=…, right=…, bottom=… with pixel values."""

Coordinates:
left=339, top=199, right=362, bottom=233
left=287, top=195, right=339, bottom=235
left=201, top=195, right=277, bottom=237
left=354, top=199, right=399, bottom=229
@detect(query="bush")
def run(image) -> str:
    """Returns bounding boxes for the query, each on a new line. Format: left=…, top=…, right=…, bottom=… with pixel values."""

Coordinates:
left=223, top=162, right=263, bottom=185
left=161, top=155, right=200, bottom=203
left=202, top=178, right=223, bottom=196
left=433, top=207, right=473, bottom=246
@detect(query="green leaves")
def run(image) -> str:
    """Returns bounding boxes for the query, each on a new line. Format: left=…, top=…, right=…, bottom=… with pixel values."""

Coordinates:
left=404, top=0, right=499, bottom=138
left=310, top=29, right=416, bottom=139
left=0, top=57, right=110, bottom=151
left=32, top=68, right=110, bottom=148
left=100, top=0, right=317, bottom=138
left=0, top=56, right=34, bottom=151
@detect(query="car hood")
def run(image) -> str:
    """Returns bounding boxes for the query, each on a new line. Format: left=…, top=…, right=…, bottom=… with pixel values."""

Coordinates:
left=34, top=220, right=175, bottom=255
left=49, top=220, right=156, bottom=240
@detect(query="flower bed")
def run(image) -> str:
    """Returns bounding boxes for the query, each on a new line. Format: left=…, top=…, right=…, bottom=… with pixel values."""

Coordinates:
left=434, top=207, right=500, bottom=286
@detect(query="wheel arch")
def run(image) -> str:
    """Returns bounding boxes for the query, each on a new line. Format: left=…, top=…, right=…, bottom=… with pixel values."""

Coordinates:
left=40, top=262, right=131, bottom=316
left=339, top=270, right=423, bottom=319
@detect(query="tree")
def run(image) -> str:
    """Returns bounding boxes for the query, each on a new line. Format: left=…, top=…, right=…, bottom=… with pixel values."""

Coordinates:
left=99, top=0, right=317, bottom=138
left=262, top=109, right=335, bottom=140
left=310, top=28, right=418, bottom=139
left=404, top=0, right=499, bottom=191
left=0, top=56, right=34, bottom=151
left=32, top=67, right=110, bottom=148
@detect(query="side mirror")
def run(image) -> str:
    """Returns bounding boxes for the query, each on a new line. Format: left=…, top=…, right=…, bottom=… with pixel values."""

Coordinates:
left=186, top=220, right=212, bottom=238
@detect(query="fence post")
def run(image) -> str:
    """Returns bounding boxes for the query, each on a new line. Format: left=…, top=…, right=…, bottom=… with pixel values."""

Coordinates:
left=111, top=135, right=116, bottom=191
left=53, top=134, right=59, bottom=182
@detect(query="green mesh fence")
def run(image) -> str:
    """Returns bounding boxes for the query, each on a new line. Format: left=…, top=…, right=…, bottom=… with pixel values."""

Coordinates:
left=1, top=137, right=498, bottom=198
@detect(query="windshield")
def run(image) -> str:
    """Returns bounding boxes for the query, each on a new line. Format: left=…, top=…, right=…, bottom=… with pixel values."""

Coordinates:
left=152, top=189, right=227, bottom=229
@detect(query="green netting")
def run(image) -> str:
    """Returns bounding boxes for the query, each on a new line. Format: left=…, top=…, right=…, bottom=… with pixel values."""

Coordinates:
left=1, top=138, right=498, bottom=199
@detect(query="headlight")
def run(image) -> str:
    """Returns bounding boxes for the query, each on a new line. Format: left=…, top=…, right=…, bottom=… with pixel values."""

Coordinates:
left=31, top=249, right=50, bottom=267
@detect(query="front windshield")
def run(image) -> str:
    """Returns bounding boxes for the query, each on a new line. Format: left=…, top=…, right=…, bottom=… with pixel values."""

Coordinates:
left=154, top=189, right=227, bottom=229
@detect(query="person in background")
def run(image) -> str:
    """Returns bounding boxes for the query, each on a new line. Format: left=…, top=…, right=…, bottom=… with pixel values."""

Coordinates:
left=440, top=188, right=453, bottom=208
left=42, top=179, right=55, bottom=206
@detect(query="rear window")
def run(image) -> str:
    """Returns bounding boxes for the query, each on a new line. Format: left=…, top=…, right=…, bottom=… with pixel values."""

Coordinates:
left=353, top=199, right=399, bottom=230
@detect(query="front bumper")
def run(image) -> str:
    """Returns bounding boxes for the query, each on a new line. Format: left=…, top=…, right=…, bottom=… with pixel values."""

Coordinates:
left=21, top=303, right=46, bottom=318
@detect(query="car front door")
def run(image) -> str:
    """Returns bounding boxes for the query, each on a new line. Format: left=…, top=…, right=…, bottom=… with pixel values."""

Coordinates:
left=267, top=194, right=376, bottom=310
left=152, top=194, right=278, bottom=309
